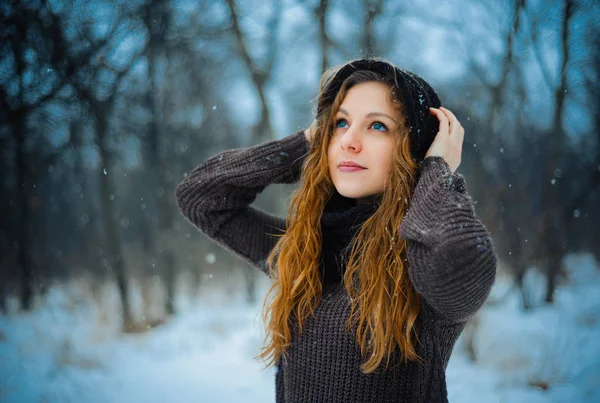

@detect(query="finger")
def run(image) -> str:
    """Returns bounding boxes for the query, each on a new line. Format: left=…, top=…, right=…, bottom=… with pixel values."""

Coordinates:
left=429, top=108, right=449, bottom=135
left=439, top=106, right=457, bottom=122
left=439, top=107, right=457, bottom=135
left=441, top=109, right=463, bottom=149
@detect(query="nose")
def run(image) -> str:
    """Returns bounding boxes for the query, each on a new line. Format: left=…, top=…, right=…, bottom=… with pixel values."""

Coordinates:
left=339, top=127, right=362, bottom=153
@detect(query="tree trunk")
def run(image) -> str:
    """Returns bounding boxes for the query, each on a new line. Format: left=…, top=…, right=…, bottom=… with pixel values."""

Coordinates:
left=11, top=13, right=34, bottom=311
left=95, top=114, right=133, bottom=331
left=362, top=0, right=383, bottom=58
left=14, top=109, right=34, bottom=311
left=145, top=0, right=176, bottom=316
left=515, top=268, right=531, bottom=311
left=317, top=0, right=330, bottom=74
left=542, top=0, right=573, bottom=303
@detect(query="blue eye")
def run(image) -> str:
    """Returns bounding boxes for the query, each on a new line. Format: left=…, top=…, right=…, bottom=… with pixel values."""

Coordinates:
left=372, top=122, right=387, bottom=131
left=334, top=119, right=388, bottom=131
left=335, top=119, right=348, bottom=128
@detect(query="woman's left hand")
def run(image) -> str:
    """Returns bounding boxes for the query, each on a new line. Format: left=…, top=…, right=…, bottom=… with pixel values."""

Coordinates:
left=425, top=107, right=464, bottom=173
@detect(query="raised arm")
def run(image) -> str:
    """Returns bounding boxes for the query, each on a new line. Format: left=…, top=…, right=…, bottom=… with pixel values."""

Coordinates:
left=175, top=130, right=309, bottom=275
left=399, top=156, right=497, bottom=323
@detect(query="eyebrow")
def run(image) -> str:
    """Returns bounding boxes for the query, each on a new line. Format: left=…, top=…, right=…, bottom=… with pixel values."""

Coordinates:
left=337, top=107, right=398, bottom=124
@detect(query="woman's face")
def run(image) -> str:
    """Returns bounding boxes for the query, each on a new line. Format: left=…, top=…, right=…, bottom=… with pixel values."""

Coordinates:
left=328, top=81, right=398, bottom=200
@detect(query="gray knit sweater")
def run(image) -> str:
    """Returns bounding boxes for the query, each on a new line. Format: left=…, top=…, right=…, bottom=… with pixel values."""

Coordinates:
left=175, top=130, right=497, bottom=402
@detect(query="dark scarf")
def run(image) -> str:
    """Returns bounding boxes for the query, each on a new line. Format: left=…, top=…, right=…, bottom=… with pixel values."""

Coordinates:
left=319, top=192, right=379, bottom=288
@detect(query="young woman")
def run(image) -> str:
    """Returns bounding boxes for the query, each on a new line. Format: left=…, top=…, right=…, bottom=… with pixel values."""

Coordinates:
left=175, top=57, right=497, bottom=403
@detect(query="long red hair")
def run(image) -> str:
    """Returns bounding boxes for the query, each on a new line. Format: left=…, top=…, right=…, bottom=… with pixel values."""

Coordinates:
left=258, top=66, right=423, bottom=373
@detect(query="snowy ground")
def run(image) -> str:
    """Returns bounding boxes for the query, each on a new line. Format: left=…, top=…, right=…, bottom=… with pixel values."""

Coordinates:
left=0, top=253, right=598, bottom=403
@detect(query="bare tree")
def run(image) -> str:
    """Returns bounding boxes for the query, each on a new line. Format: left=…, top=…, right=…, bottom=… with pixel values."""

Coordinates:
left=73, top=10, right=146, bottom=330
left=0, top=1, right=128, bottom=310
left=222, top=0, right=283, bottom=303
left=143, top=0, right=177, bottom=315
left=538, top=0, right=574, bottom=303
left=224, top=0, right=281, bottom=144
left=361, top=0, right=384, bottom=57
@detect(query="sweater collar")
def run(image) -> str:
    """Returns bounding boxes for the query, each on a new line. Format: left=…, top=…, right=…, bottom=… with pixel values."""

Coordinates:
left=321, top=191, right=380, bottom=228
left=319, top=191, right=380, bottom=288
left=321, top=202, right=378, bottom=230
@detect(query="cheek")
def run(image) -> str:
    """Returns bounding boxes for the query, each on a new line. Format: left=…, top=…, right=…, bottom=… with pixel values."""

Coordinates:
left=378, top=143, right=395, bottom=176
left=327, top=143, right=337, bottom=166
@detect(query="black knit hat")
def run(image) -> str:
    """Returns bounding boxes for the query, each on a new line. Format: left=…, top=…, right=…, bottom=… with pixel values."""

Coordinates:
left=317, top=57, right=442, bottom=164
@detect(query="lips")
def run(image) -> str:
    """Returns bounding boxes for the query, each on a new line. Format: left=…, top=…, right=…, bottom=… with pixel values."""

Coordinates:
left=338, top=160, right=366, bottom=172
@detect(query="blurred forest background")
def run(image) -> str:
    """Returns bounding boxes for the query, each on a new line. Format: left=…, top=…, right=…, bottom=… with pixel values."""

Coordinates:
left=0, top=0, right=598, bottom=337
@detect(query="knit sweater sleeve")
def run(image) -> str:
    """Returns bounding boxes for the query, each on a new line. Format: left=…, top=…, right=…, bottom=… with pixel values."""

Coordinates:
left=399, top=155, right=497, bottom=323
left=175, top=130, right=309, bottom=275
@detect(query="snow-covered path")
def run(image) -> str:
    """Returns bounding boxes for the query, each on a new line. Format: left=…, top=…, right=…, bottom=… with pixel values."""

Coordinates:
left=1, top=253, right=598, bottom=402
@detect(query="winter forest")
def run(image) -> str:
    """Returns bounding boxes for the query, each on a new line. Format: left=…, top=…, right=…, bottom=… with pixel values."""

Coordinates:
left=1, top=0, right=599, bottom=401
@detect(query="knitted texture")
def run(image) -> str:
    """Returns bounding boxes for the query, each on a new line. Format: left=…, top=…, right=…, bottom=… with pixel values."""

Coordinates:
left=319, top=201, right=379, bottom=288
left=175, top=129, right=498, bottom=402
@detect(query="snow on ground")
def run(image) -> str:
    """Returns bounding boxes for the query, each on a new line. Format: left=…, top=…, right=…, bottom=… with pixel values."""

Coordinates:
left=447, top=253, right=600, bottom=402
left=0, top=253, right=598, bottom=403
